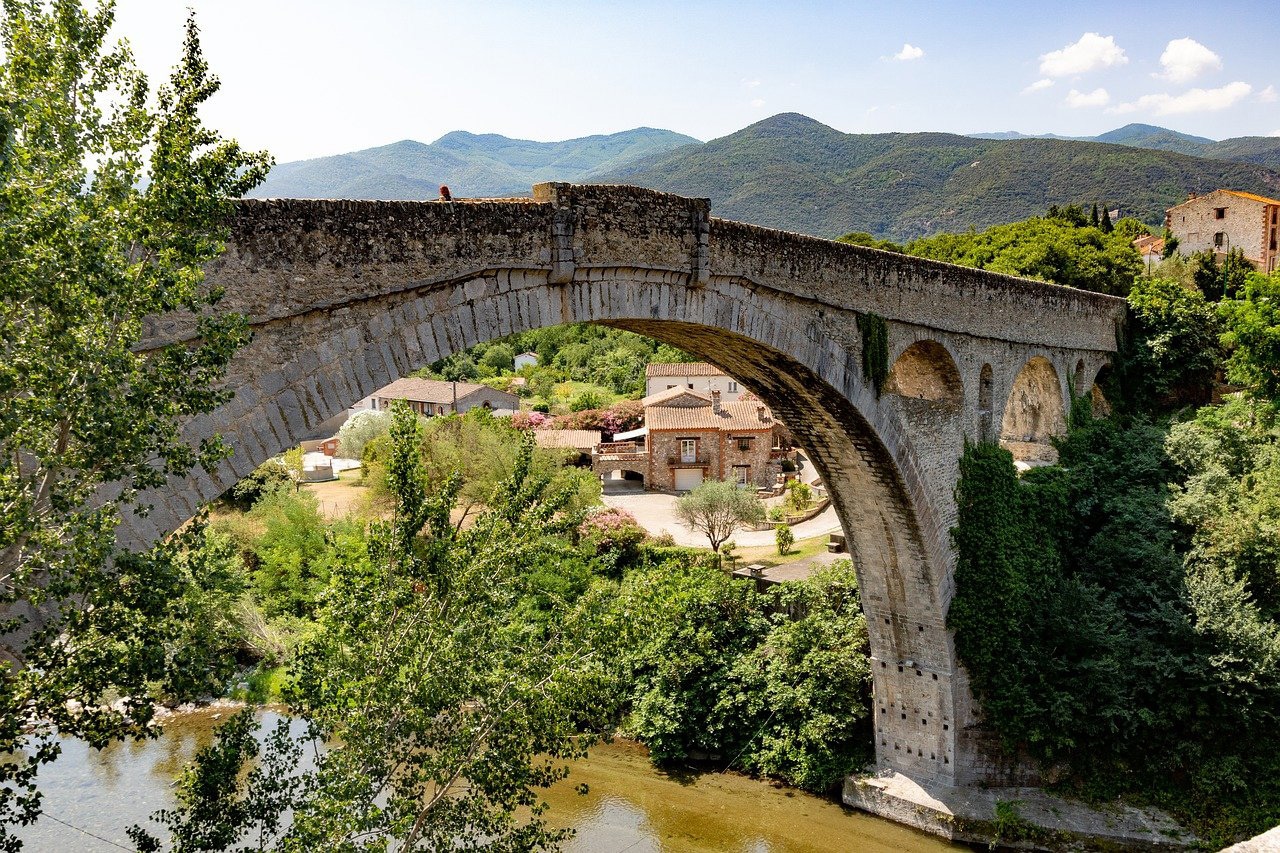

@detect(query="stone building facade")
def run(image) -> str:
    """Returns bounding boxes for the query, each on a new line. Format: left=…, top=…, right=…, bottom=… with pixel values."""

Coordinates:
left=640, top=388, right=778, bottom=491
left=1166, top=189, right=1280, bottom=272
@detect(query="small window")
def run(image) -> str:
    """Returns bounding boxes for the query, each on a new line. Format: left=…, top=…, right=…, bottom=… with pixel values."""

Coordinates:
left=1214, top=232, right=1225, bottom=247
left=737, top=436, right=752, bottom=452
left=1215, top=207, right=1227, bottom=219
left=687, top=383, right=694, bottom=389
left=728, top=380, right=739, bottom=393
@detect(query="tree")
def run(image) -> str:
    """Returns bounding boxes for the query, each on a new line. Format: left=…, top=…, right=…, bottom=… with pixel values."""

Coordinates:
left=336, top=408, right=392, bottom=460
left=675, top=479, right=766, bottom=553
left=1090, top=203, right=1100, bottom=227
left=1220, top=270, right=1280, bottom=399
left=133, top=403, right=611, bottom=850
left=775, top=523, right=795, bottom=556
left=1118, top=276, right=1221, bottom=408
left=0, top=1, right=268, bottom=841
left=1100, top=206, right=1113, bottom=233
left=280, top=446, right=306, bottom=492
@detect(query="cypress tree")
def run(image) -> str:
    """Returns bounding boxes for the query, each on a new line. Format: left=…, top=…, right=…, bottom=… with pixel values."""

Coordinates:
left=1100, top=206, right=1113, bottom=233
left=1091, top=203, right=1100, bottom=227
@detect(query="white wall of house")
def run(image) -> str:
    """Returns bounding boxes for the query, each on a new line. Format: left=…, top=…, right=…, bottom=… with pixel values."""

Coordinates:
left=644, top=372, right=745, bottom=401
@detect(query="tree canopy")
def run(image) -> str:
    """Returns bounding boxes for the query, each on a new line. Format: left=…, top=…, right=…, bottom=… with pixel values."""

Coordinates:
left=0, top=0, right=268, bottom=839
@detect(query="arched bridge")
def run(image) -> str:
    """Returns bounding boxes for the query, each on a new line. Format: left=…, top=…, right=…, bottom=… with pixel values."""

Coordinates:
left=131, top=182, right=1126, bottom=790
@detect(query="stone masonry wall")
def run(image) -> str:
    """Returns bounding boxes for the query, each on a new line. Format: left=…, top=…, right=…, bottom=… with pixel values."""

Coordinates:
left=128, top=184, right=1126, bottom=790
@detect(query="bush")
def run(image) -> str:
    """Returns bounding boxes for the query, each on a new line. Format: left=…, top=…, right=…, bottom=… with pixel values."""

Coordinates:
left=785, top=480, right=813, bottom=512
left=779, top=458, right=796, bottom=473
left=569, top=390, right=605, bottom=412
left=776, top=524, right=795, bottom=556
left=338, top=409, right=393, bottom=460
left=767, top=505, right=785, bottom=522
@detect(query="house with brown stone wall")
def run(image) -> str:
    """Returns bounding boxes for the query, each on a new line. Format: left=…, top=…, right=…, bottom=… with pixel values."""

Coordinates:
left=641, top=387, right=778, bottom=491
left=1166, top=189, right=1280, bottom=272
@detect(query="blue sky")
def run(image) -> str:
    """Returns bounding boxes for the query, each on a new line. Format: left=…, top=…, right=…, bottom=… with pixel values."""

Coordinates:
left=112, top=1, right=1280, bottom=162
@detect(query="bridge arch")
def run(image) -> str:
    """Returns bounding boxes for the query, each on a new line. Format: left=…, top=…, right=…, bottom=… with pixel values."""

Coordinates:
left=999, top=355, right=1068, bottom=465
left=128, top=185, right=1126, bottom=788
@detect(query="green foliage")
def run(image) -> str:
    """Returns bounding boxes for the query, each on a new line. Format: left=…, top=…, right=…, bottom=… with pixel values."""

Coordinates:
left=1191, top=248, right=1249, bottom=301
left=226, top=459, right=294, bottom=511
left=1114, top=217, right=1153, bottom=240
left=0, top=1, right=268, bottom=840
left=784, top=479, right=813, bottom=512
left=1220, top=270, right=1280, bottom=399
left=569, top=390, right=604, bottom=411
left=907, top=214, right=1142, bottom=296
left=1114, top=276, right=1221, bottom=409
left=674, top=479, right=767, bottom=552
left=951, top=403, right=1280, bottom=841
left=425, top=323, right=692, bottom=399
left=856, top=312, right=889, bottom=397
left=336, top=408, right=392, bottom=460
left=138, top=403, right=613, bottom=850
left=600, top=113, right=1279, bottom=240
left=775, top=523, right=795, bottom=556
left=609, top=559, right=871, bottom=792
left=247, top=488, right=333, bottom=619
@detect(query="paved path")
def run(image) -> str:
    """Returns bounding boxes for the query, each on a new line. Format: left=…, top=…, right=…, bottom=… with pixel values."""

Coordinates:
left=600, top=479, right=844, bottom=549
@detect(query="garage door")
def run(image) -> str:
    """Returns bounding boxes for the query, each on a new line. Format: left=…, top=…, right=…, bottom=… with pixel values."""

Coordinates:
left=674, top=468, right=704, bottom=491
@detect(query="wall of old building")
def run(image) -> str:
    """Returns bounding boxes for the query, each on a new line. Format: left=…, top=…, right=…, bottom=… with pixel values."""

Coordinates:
left=1167, top=191, right=1268, bottom=265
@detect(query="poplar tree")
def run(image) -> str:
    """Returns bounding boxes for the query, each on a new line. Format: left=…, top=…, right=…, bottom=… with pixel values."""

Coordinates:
left=0, top=0, right=269, bottom=840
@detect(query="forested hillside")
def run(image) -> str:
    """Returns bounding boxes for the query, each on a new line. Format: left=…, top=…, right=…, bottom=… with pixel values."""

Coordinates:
left=600, top=113, right=1280, bottom=240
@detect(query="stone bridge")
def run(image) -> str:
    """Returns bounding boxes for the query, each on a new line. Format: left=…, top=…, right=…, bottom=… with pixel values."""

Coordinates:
left=130, top=182, right=1126, bottom=790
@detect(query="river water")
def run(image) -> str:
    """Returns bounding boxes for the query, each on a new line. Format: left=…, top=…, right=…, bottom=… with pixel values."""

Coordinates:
left=17, top=708, right=959, bottom=852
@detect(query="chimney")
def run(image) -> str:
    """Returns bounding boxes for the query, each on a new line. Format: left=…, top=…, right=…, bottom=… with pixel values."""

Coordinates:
left=711, top=390, right=722, bottom=413
left=757, top=405, right=767, bottom=422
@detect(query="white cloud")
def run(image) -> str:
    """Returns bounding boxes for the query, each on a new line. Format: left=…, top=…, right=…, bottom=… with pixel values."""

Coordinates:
left=1110, top=81, right=1252, bottom=115
left=1022, top=78, right=1054, bottom=94
left=1066, top=88, right=1111, bottom=108
left=742, top=78, right=761, bottom=88
left=1157, top=38, right=1222, bottom=83
left=1259, top=85, right=1278, bottom=103
left=893, top=43, right=924, bottom=61
left=1039, top=33, right=1127, bottom=77
left=750, top=98, right=766, bottom=109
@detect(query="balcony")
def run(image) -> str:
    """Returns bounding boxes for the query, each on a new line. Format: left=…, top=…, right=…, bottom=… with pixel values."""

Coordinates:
left=667, top=454, right=710, bottom=468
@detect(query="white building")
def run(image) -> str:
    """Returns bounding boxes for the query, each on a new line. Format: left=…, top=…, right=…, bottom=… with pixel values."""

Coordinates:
left=644, top=362, right=745, bottom=401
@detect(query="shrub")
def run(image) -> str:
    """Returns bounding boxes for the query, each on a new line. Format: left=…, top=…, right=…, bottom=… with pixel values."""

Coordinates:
left=776, top=524, right=795, bottom=556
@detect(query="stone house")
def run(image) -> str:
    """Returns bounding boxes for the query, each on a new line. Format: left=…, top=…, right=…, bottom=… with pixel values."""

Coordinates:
left=644, top=362, right=746, bottom=401
left=1166, top=189, right=1280, bottom=272
left=610, top=387, right=779, bottom=491
left=367, top=377, right=520, bottom=417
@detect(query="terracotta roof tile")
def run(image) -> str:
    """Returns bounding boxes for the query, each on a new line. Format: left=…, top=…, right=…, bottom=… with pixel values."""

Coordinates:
left=641, top=387, right=711, bottom=407
left=644, top=362, right=728, bottom=378
left=532, top=429, right=602, bottom=449
left=645, top=400, right=774, bottom=432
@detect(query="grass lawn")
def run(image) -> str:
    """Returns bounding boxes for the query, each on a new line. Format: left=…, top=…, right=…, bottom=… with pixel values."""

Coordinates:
left=732, top=533, right=829, bottom=568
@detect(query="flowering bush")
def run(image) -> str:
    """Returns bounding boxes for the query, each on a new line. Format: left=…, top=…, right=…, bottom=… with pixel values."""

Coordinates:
left=508, top=411, right=550, bottom=430
left=578, top=507, right=645, bottom=555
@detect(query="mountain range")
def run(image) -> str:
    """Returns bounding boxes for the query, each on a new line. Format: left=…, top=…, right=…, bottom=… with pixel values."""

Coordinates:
left=248, top=115, right=1280, bottom=241
left=971, top=123, right=1280, bottom=170
left=248, top=127, right=699, bottom=201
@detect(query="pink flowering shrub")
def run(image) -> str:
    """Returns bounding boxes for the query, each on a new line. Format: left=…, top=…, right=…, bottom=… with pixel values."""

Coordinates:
left=509, top=410, right=550, bottom=430
left=578, top=507, right=645, bottom=554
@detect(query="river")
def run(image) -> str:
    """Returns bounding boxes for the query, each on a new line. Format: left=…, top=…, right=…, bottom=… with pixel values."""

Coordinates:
left=17, top=708, right=960, bottom=852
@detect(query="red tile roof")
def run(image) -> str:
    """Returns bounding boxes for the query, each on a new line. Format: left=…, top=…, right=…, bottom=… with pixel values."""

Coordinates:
left=646, top=400, right=774, bottom=432
left=645, top=362, right=728, bottom=377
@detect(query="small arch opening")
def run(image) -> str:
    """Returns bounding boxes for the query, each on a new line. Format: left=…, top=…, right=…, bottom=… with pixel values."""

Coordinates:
left=885, top=340, right=963, bottom=409
left=977, top=363, right=994, bottom=442
left=1000, top=356, right=1066, bottom=467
